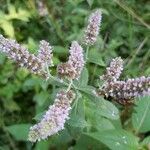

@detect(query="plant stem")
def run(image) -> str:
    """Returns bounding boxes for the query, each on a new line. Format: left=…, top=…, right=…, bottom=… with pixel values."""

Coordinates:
left=85, top=46, right=89, bottom=60
left=66, top=80, right=73, bottom=92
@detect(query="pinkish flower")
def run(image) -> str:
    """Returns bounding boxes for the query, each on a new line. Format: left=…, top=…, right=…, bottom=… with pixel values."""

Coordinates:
left=100, top=57, right=123, bottom=82
left=84, top=10, right=102, bottom=45
left=0, top=34, right=48, bottom=79
left=57, top=41, right=85, bottom=79
left=28, top=90, right=75, bottom=142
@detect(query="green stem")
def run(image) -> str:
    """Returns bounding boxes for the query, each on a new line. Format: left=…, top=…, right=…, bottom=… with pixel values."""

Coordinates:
left=85, top=46, right=89, bottom=60
left=66, top=80, right=73, bottom=92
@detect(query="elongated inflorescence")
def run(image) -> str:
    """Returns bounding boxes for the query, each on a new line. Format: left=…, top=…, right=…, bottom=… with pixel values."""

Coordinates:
left=0, top=35, right=54, bottom=79
left=37, top=40, right=53, bottom=67
left=28, top=90, right=75, bottom=142
left=98, top=77, right=150, bottom=101
left=57, top=41, right=84, bottom=79
left=84, top=10, right=102, bottom=45
left=100, top=57, right=123, bottom=82
left=98, top=57, right=150, bottom=104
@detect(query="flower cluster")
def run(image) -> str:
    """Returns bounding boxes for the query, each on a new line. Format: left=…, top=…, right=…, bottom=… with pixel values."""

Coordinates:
left=28, top=90, right=75, bottom=142
left=98, top=77, right=150, bottom=103
left=37, top=40, right=53, bottom=67
left=84, top=10, right=102, bottom=45
left=0, top=35, right=53, bottom=79
left=100, top=57, right=123, bottom=82
left=98, top=57, right=150, bottom=104
left=57, top=41, right=84, bottom=79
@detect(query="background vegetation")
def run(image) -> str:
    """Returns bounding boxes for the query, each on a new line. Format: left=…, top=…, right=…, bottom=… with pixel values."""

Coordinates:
left=0, top=0, right=150, bottom=150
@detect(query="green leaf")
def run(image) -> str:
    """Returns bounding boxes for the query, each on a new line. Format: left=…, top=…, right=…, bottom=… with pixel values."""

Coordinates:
left=33, top=91, right=49, bottom=106
left=74, top=67, right=89, bottom=87
left=93, top=117, right=115, bottom=131
left=67, top=115, right=89, bottom=128
left=6, top=124, right=31, bottom=141
left=33, top=111, right=45, bottom=121
left=68, top=99, right=88, bottom=128
left=27, top=37, right=38, bottom=53
left=132, top=96, right=150, bottom=133
left=3, top=99, right=20, bottom=112
left=86, top=97, right=119, bottom=120
left=74, top=134, right=107, bottom=150
left=88, top=51, right=105, bottom=66
left=86, top=0, right=94, bottom=7
left=1, top=21, right=14, bottom=37
left=141, top=136, right=150, bottom=146
left=79, top=85, right=96, bottom=96
left=6, top=5, right=30, bottom=21
left=34, top=140, right=50, bottom=150
left=97, top=98, right=119, bottom=120
left=86, top=129, right=139, bottom=150
left=53, top=46, right=67, bottom=54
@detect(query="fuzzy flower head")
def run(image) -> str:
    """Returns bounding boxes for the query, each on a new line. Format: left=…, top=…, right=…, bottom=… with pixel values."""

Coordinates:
left=28, top=90, right=75, bottom=142
left=37, top=40, right=53, bottom=67
left=58, top=41, right=84, bottom=80
left=57, top=63, right=77, bottom=79
left=0, top=35, right=48, bottom=79
left=84, top=10, right=102, bottom=45
left=98, top=76, right=150, bottom=105
left=100, top=57, right=123, bottom=82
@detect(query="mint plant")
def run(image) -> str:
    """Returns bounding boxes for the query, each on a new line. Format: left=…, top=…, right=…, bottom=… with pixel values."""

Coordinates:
left=0, top=8, right=150, bottom=149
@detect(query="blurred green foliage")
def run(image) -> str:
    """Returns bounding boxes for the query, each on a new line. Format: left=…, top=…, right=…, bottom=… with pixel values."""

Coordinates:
left=0, top=0, right=150, bottom=150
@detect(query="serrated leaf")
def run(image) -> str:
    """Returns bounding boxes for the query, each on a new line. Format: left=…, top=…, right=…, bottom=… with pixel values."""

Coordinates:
left=132, top=96, right=150, bottom=133
left=86, top=129, right=139, bottom=150
left=6, top=124, right=31, bottom=141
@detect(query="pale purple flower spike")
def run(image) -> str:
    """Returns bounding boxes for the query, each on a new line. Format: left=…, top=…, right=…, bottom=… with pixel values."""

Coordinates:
left=0, top=34, right=48, bottom=78
left=98, top=57, right=150, bottom=103
left=100, top=57, right=123, bottom=82
left=84, top=10, right=102, bottom=45
left=98, top=76, right=150, bottom=101
left=68, top=41, right=85, bottom=78
left=57, top=41, right=84, bottom=79
left=37, top=40, right=53, bottom=67
left=28, top=90, right=75, bottom=142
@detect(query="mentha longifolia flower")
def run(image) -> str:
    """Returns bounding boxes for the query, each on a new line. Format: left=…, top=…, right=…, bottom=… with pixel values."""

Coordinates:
left=37, top=40, right=53, bottom=67
left=57, top=41, right=85, bottom=79
left=100, top=57, right=123, bottom=82
left=0, top=35, right=49, bottom=79
left=57, top=63, right=77, bottom=79
left=84, top=10, right=102, bottom=45
left=98, top=76, right=150, bottom=104
left=28, top=90, right=75, bottom=142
